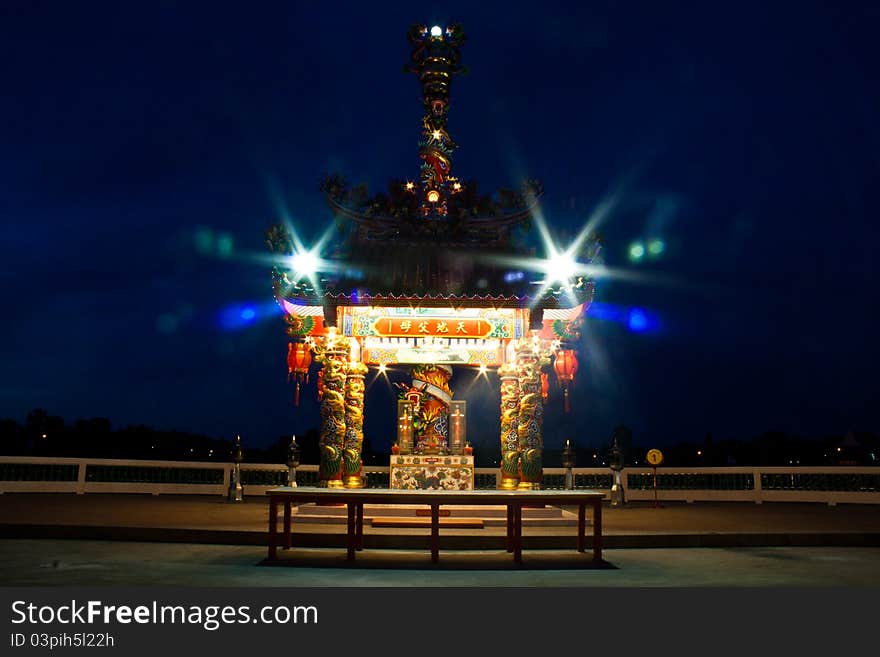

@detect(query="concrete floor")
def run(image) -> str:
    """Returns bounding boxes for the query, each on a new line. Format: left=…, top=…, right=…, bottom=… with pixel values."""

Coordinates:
left=2, top=539, right=879, bottom=586
left=2, top=494, right=879, bottom=587
left=3, top=494, right=879, bottom=545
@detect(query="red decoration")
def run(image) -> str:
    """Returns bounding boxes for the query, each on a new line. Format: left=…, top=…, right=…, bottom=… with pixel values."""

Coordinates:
left=540, top=372, right=549, bottom=402
left=287, top=341, right=312, bottom=406
left=553, top=348, right=578, bottom=413
left=404, top=385, right=424, bottom=412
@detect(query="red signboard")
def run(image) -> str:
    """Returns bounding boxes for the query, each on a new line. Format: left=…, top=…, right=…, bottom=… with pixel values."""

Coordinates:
left=373, top=317, right=497, bottom=339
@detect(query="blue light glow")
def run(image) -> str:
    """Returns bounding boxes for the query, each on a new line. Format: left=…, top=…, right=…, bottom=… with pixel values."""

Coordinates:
left=587, top=302, right=660, bottom=334
left=627, top=307, right=661, bottom=333
left=627, top=308, right=649, bottom=332
left=219, top=302, right=281, bottom=331
left=586, top=302, right=624, bottom=322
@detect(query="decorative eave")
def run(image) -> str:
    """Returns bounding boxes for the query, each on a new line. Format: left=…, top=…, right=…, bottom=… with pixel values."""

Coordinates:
left=324, top=193, right=540, bottom=248
left=276, top=278, right=594, bottom=311
left=325, top=193, right=538, bottom=229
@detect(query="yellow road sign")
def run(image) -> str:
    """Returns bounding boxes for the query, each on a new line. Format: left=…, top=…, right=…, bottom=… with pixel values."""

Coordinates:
left=646, top=449, right=664, bottom=466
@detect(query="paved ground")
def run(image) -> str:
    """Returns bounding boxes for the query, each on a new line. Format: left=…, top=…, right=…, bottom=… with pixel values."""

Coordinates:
left=2, top=540, right=879, bottom=586
left=2, top=494, right=878, bottom=547
left=1, top=494, right=878, bottom=586
left=0, top=539, right=880, bottom=588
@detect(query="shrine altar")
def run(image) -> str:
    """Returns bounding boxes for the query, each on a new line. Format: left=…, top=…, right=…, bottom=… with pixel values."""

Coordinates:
left=390, top=454, right=474, bottom=490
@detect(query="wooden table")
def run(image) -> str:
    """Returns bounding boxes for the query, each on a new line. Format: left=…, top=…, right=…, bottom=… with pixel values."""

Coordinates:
left=265, top=487, right=605, bottom=565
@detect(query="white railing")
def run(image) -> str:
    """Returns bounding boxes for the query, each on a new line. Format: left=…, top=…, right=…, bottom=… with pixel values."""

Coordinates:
left=0, top=456, right=310, bottom=497
left=0, top=457, right=878, bottom=505
left=612, top=465, right=880, bottom=506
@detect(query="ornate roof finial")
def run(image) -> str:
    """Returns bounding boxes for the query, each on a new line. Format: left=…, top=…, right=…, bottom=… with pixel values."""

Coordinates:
left=404, top=24, right=467, bottom=218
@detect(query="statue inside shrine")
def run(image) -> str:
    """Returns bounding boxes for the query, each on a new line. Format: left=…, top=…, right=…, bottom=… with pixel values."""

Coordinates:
left=390, top=363, right=472, bottom=489
left=395, top=364, right=453, bottom=453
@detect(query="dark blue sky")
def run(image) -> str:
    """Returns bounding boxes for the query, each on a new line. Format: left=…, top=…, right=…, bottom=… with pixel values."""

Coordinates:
left=2, top=1, right=878, bottom=452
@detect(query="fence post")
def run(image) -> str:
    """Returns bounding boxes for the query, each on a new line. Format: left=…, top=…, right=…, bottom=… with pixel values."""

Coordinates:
left=753, top=468, right=762, bottom=504
left=76, top=461, right=87, bottom=495
left=222, top=466, right=231, bottom=497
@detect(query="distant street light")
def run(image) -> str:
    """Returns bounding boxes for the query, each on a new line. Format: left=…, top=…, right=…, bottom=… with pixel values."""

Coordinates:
left=286, top=435, right=301, bottom=488
left=227, top=435, right=244, bottom=503
left=561, top=439, right=575, bottom=490
left=609, top=439, right=625, bottom=507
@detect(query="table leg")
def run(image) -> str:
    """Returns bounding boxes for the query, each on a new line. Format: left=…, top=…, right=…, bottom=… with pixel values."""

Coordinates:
left=356, top=502, right=364, bottom=551
left=283, top=501, right=292, bottom=550
left=268, top=497, right=278, bottom=560
left=577, top=503, right=586, bottom=553
left=513, top=503, right=523, bottom=564
left=346, top=502, right=356, bottom=561
left=592, top=500, right=603, bottom=563
left=506, top=505, right=513, bottom=553
left=430, top=504, right=439, bottom=564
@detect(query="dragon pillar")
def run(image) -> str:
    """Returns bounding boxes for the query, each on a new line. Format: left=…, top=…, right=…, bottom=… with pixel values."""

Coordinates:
left=498, top=363, right=521, bottom=490
left=515, top=342, right=544, bottom=489
left=342, top=361, right=368, bottom=488
left=316, top=336, right=350, bottom=488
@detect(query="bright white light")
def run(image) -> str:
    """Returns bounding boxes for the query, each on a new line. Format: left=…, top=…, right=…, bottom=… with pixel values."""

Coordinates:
left=378, top=363, right=387, bottom=374
left=291, top=251, right=318, bottom=276
left=478, top=363, right=488, bottom=374
left=547, top=252, right=578, bottom=283
left=430, top=25, right=442, bottom=37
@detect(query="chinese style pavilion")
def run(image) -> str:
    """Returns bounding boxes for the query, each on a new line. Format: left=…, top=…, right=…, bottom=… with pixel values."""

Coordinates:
left=266, top=24, right=597, bottom=490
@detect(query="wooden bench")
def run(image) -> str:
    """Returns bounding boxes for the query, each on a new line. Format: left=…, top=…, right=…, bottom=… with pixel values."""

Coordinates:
left=266, top=487, right=604, bottom=565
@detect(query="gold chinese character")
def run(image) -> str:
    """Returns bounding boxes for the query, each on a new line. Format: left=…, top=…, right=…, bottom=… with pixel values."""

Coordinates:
left=418, top=321, right=430, bottom=333
left=435, top=321, right=449, bottom=333
left=400, top=320, right=412, bottom=333
left=455, top=321, right=468, bottom=334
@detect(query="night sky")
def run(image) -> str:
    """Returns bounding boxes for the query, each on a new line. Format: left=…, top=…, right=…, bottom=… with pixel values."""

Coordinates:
left=2, top=1, right=878, bottom=455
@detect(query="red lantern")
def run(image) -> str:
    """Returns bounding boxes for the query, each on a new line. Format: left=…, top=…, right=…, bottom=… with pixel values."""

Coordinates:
left=287, top=341, right=312, bottom=406
left=553, top=348, right=578, bottom=413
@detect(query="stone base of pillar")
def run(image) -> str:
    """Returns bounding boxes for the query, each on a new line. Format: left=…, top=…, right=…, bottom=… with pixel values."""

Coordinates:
left=611, top=471, right=626, bottom=506
left=343, top=475, right=365, bottom=488
left=516, top=481, right=542, bottom=491
left=319, top=479, right=345, bottom=489
left=499, top=476, right=519, bottom=490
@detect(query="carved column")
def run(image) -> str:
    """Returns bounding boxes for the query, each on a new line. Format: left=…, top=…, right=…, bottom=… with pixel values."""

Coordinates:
left=343, top=361, right=368, bottom=488
left=316, top=336, right=349, bottom=488
left=515, top=342, right=544, bottom=490
left=411, top=364, right=453, bottom=453
left=498, top=363, right=521, bottom=490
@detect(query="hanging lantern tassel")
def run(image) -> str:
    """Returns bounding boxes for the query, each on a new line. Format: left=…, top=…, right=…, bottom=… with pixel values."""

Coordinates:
left=553, top=348, right=579, bottom=414
left=287, top=341, right=312, bottom=407
left=540, top=372, right=549, bottom=403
